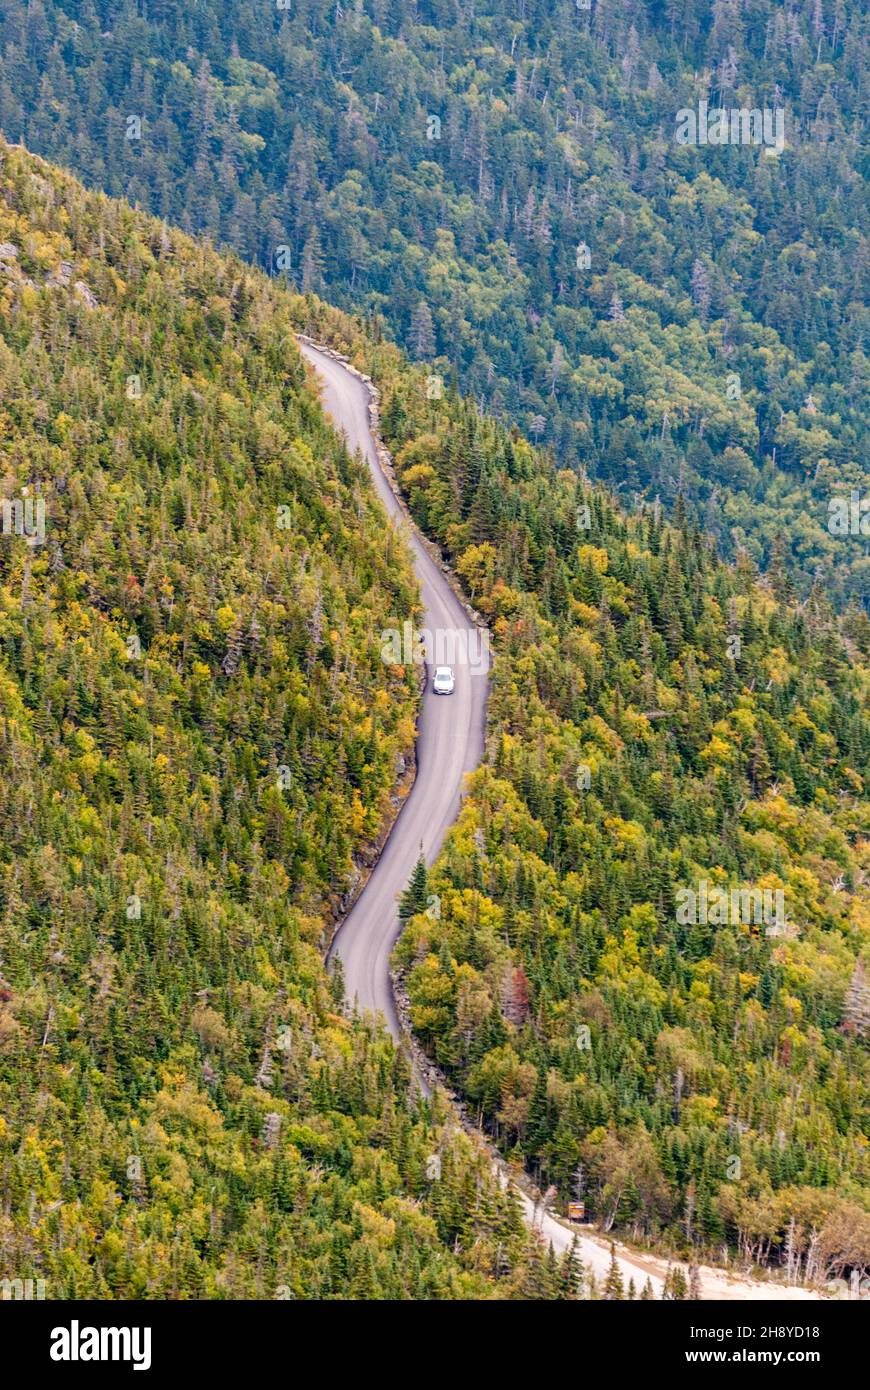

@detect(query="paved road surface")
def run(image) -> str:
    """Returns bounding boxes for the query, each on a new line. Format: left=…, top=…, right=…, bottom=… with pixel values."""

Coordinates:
left=299, top=338, right=488, bottom=1035
left=298, top=337, right=821, bottom=1303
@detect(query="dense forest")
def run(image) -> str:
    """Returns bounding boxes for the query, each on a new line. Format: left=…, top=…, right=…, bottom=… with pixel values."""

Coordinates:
left=0, top=139, right=578, bottom=1299
left=292, top=294, right=870, bottom=1287
left=0, top=0, right=867, bottom=605
left=0, top=0, right=868, bottom=1302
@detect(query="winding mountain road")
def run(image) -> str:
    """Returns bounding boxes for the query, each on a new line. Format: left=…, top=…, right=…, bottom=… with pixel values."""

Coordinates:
left=298, top=337, right=821, bottom=1303
left=299, top=338, right=489, bottom=1035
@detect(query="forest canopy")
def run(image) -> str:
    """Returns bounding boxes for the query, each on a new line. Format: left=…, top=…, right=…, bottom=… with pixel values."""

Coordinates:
left=0, top=0, right=867, bottom=604
left=292, top=291, right=870, bottom=1287
left=0, top=139, right=556, bottom=1300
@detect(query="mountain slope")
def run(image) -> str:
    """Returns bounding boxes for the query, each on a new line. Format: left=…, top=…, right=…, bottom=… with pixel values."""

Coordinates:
left=1, top=0, right=867, bottom=604
left=300, top=332, right=825, bottom=1303
left=0, top=139, right=556, bottom=1300
left=292, top=294, right=870, bottom=1291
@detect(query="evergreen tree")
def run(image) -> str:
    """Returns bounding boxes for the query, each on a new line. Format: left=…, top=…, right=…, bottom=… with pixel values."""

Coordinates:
left=603, top=1245, right=626, bottom=1300
left=399, top=852, right=429, bottom=922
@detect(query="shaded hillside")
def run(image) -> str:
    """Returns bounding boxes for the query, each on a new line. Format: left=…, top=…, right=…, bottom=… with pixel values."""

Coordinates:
left=1, top=0, right=867, bottom=604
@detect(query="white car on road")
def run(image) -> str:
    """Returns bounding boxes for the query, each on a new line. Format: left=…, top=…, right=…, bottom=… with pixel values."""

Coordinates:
left=432, top=666, right=455, bottom=695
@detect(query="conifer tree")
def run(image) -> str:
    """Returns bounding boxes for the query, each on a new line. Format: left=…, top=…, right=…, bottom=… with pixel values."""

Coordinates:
left=559, top=1236, right=585, bottom=1300
left=399, top=852, right=429, bottom=922
left=603, top=1245, right=626, bottom=1300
